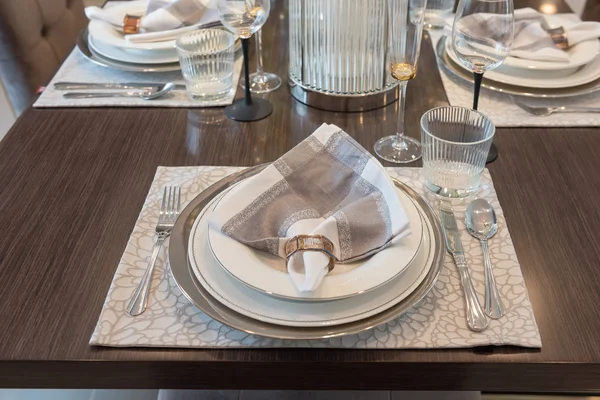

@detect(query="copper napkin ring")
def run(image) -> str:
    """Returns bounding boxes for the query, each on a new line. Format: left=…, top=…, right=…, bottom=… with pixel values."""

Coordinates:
left=285, top=234, right=336, bottom=273
left=123, top=14, right=142, bottom=34
left=547, top=26, right=569, bottom=50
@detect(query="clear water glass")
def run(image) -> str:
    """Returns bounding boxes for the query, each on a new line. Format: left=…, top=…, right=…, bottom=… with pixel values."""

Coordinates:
left=425, top=0, right=455, bottom=29
left=421, top=107, right=495, bottom=198
left=176, top=29, right=235, bottom=101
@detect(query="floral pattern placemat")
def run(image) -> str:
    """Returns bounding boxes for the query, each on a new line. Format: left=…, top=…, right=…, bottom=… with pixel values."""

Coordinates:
left=90, top=166, right=541, bottom=348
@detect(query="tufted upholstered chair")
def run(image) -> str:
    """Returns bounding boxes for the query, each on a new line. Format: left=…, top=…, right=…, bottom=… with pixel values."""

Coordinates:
left=582, top=0, right=600, bottom=22
left=0, top=0, right=88, bottom=115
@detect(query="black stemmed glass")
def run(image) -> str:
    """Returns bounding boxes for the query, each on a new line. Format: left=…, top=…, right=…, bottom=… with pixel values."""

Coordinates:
left=452, top=0, right=514, bottom=162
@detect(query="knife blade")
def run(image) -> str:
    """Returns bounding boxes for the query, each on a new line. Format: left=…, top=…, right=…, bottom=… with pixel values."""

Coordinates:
left=440, top=203, right=488, bottom=332
left=53, top=82, right=186, bottom=91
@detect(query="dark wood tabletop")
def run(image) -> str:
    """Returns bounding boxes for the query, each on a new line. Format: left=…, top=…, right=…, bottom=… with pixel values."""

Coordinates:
left=1, top=0, right=599, bottom=392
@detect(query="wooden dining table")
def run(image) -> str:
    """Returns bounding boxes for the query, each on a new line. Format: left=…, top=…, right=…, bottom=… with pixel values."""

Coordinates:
left=0, top=0, right=599, bottom=393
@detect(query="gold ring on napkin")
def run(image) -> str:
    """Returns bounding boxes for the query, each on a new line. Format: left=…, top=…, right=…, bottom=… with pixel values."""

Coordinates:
left=547, top=26, right=568, bottom=50
left=123, top=14, right=142, bottom=34
left=285, top=235, right=336, bottom=273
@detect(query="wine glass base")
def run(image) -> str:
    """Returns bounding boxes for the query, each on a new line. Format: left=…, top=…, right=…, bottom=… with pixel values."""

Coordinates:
left=486, top=143, right=498, bottom=163
left=224, top=97, right=273, bottom=122
left=374, top=135, right=421, bottom=163
left=241, top=72, right=282, bottom=94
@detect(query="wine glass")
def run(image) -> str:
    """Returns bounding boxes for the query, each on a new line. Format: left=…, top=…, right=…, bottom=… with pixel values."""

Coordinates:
left=452, top=0, right=514, bottom=162
left=240, top=28, right=282, bottom=93
left=374, top=0, right=428, bottom=163
left=217, top=0, right=273, bottom=121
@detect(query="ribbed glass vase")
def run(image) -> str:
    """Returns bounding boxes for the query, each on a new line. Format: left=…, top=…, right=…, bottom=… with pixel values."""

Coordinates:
left=288, top=0, right=399, bottom=97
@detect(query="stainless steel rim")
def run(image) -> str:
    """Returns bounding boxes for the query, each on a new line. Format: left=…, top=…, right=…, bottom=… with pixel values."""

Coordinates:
left=289, top=80, right=399, bottom=112
left=168, top=164, right=445, bottom=340
left=435, top=35, right=600, bottom=99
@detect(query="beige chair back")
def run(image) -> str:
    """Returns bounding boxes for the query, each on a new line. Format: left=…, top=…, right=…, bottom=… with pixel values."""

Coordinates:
left=0, top=0, right=87, bottom=115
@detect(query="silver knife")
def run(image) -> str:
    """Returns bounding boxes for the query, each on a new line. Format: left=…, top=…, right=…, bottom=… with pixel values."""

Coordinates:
left=53, top=82, right=186, bottom=90
left=440, top=202, right=489, bottom=332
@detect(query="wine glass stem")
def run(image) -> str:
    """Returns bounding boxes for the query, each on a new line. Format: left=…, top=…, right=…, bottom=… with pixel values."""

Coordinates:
left=255, top=29, right=264, bottom=74
left=394, top=81, right=408, bottom=150
left=241, top=38, right=253, bottom=106
left=473, top=72, right=484, bottom=110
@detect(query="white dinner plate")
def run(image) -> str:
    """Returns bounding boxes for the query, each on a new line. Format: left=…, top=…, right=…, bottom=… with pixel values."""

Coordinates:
left=206, top=181, right=424, bottom=302
left=445, top=39, right=600, bottom=89
left=88, top=2, right=178, bottom=52
left=88, top=0, right=220, bottom=52
left=503, top=39, right=600, bottom=71
left=503, top=14, right=600, bottom=71
left=189, top=188, right=435, bottom=327
left=88, top=35, right=179, bottom=64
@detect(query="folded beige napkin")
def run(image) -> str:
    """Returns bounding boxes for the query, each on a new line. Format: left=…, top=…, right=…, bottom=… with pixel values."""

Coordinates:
left=447, top=8, right=600, bottom=62
left=86, top=0, right=215, bottom=34
left=209, top=123, right=411, bottom=292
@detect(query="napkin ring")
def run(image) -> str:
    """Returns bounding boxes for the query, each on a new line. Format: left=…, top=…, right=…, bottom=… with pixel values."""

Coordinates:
left=547, top=26, right=568, bottom=50
left=285, top=234, right=336, bottom=273
left=123, top=14, right=142, bottom=34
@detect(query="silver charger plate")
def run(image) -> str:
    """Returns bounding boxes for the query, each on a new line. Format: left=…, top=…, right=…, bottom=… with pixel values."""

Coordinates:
left=435, top=35, right=600, bottom=99
left=77, top=29, right=182, bottom=72
left=168, top=165, right=445, bottom=340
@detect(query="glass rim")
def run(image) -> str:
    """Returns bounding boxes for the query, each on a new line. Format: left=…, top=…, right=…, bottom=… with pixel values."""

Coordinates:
left=420, top=106, right=495, bottom=146
left=175, top=28, right=236, bottom=55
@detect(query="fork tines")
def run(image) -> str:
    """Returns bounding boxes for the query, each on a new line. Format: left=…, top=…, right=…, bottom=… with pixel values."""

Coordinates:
left=159, top=186, right=182, bottom=226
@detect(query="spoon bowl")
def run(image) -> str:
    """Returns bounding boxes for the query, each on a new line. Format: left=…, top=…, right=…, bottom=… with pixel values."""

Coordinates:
left=465, top=198, right=498, bottom=240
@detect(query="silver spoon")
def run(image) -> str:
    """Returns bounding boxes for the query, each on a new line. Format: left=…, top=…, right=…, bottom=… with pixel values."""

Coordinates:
left=465, top=198, right=505, bottom=319
left=511, top=97, right=600, bottom=117
left=63, top=82, right=176, bottom=100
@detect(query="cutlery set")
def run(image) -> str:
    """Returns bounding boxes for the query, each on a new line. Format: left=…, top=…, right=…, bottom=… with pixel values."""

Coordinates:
left=130, top=182, right=505, bottom=335
left=54, top=81, right=180, bottom=100
left=441, top=198, right=504, bottom=332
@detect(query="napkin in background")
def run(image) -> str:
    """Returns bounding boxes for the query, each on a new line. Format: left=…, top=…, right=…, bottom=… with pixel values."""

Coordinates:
left=446, top=8, right=600, bottom=62
left=86, top=0, right=216, bottom=33
left=209, top=124, right=411, bottom=292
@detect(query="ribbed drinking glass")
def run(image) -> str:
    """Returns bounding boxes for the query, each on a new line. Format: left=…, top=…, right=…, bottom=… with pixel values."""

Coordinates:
left=421, top=106, right=495, bottom=198
left=176, top=29, right=235, bottom=101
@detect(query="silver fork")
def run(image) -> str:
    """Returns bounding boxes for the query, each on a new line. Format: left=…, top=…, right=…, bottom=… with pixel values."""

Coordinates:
left=127, top=186, right=181, bottom=316
left=511, top=96, right=600, bottom=117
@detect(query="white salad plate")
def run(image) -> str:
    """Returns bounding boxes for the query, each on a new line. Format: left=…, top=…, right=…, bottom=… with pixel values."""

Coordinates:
left=446, top=39, right=600, bottom=89
left=205, top=180, right=424, bottom=302
left=189, top=187, right=436, bottom=328
left=502, top=13, right=600, bottom=71
left=88, top=35, right=179, bottom=64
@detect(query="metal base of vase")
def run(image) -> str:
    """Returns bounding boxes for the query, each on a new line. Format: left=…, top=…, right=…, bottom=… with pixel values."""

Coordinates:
left=289, top=81, right=399, bottom=112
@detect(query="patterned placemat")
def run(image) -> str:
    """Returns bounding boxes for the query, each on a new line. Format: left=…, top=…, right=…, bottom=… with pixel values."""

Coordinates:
left=34, top=0, right=242, bottom=109
left=33, top=48, right=242, bottom=109
left=90, top=166, right=541, bottom=349
left=429, top=27, right=600, bottom=128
